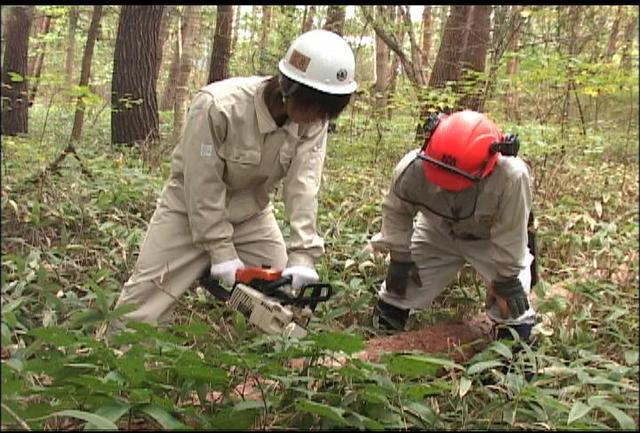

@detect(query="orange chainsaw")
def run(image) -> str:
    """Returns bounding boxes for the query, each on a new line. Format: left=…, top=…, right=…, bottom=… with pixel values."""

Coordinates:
left=199, top=266, right=332, bottom=338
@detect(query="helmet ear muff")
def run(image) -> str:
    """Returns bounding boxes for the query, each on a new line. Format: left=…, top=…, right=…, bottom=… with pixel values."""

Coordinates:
left=420, top=112, right=446, bottom=151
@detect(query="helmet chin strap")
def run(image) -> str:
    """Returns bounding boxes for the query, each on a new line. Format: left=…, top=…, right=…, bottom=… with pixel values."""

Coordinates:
left=278, top=74, right=299, bottom=103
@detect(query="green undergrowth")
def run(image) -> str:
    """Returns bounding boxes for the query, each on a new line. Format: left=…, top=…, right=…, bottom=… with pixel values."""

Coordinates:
left=1, top=105, right=638, bottom=430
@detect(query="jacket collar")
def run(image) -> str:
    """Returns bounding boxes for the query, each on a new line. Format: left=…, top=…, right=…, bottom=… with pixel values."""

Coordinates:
left=254, top=81, right=302, bottom=137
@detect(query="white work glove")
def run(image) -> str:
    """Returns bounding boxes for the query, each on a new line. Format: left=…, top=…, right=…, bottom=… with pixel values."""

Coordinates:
left=282, top=266, right=319, bottom=290
left=210, top=258, right=245, bottom=286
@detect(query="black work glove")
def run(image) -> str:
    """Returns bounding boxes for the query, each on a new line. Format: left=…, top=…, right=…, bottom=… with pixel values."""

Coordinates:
left=385, top=260, right=421, bottom=297
left=491, top=278, right=530, bottom=319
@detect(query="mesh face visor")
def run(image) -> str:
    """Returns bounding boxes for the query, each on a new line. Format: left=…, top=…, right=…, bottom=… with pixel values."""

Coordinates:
left=392, top=156, right=481, bottom=221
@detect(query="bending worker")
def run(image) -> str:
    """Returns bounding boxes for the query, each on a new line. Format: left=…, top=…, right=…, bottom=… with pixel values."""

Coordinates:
left=114, top=29, right=357, bottom=324
left=370, top=110, right=538, bottom=342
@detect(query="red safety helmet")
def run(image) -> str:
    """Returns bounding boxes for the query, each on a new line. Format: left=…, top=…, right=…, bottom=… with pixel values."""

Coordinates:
left=419, top=110, right=504, bottom=192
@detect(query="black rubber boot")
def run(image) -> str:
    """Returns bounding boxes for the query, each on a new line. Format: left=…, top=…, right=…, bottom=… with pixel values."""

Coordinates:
left=494, top=323, right=536, bottom=382
left=373, top=299, right=409, bottom=331
left=495, top=323, right=533, bottom=342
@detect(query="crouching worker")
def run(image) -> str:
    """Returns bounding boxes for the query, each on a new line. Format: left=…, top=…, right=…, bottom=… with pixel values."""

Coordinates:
left=113, top=29, right=357, bottom=325
left=370, top=110, right=538, bottom=343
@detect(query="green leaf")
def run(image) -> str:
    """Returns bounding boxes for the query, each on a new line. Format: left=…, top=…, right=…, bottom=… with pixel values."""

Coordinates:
left=624, top=350, right=638, bottom=365
left=210, top=408, right=257, bottom=429
left=567, top=401, right=592, bottom=425
left=28, top=327, right=76, bottom=346
left=489, top=341, right=513, bottom=360
left=296, top=399, right=348, bottom=425
left=140, top=404, right=188, bottom=430
left=311, top=331, right=365, bottom=354
left=385, top=354, right=460, bottom=378
left=596, top=404, right=636, bottom=430
left=459, top=376, right=472, bottom=398
left=7, top=72, right=24, bottom=82
left=233, top=400, right=268, bottom=411
left=84, top=400, right=131, bottom=430
left=467, top=360, right=503, bottom=375
left=49, top=410, right=117, bottom=430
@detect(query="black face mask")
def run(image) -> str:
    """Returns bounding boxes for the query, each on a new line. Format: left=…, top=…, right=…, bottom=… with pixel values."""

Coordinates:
left=392, top=155, right=481, bottom=222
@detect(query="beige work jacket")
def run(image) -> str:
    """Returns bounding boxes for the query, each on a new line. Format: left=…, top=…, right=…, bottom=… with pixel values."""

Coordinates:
left=160, top=76, right=328, bottom=268
left=375, top=149, right=532, bottom=281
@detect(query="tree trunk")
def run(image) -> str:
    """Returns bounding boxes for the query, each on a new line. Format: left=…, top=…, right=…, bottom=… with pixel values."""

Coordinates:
left=70, top=5, right=103, bottom=141
left=111, top=5, right=164, bottom=146
left=506, top=28, right=521, bottom=121
left=160, top=8, right=182, bottom=112
left=420, top=6, right=432, bottom=70
left=64, top=6, right=79, bottom=85
left=458, top=5, right=491, bottom=111
left=620, top=11, right=637, bottom=69
left=231, top=5, right=241, bottom=52
left=1, top=6, right=34, bottom=135
left=258, top=6, right=272, bottom=73
left=173, top=5, right=201, bottom=144
left=208, top=5, right=233, bottom=84
left=428, top=6, right=470, bottom=91
left=373, top=6, right=392, bottom=111
left=28, top=14, right=53, bottom=106
left=324, top=6, right=346, bottom=35
left=302, top=5, right=316, bottom=32
left=604, top=6, right=623, bottom=62
left=155, top=6, right=173, bottom=82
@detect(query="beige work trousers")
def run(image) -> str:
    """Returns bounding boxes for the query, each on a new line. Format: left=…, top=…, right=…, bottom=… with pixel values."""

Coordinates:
left=379, top=213, right=537, bottom=325
left=114, top=202, right=288, bottom=324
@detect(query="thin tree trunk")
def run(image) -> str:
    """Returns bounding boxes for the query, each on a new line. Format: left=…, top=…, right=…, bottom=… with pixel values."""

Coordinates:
left=604, top=5, right=623, bottom=62
left=155, top=6, right=173, bottom=82
left=231, top=5, right=241, bottom=52
left=373, top=6, right=392, bottom=112
left=324, top=6, right=346, bottom=35
left=173, top=5, right=201, bottom=144
left=506, top=29, right=521, bottom=121
left=1, top=6, right=34, bottom=135
left=208, top=5, right=233, bottom=84
left=620, top=12, right=637, bottom=70
left=111, top=5, right=164, bottom=146
left=71, top=5, right=103, bottom=141
left=458, top=5, right=491, bottom=111
left=302, top=5, right=316, bottom=32
left=65, top=6, right=79, bottom=85
left=258, top=6, right=271, bottom=73
left=29, top=14, right=54, bottom=106
left=420, top=6, right=432, bottom=70
left=160, top=7, right=182, bottom=112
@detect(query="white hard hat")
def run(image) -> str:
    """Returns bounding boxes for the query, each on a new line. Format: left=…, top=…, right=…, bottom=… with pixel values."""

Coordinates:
left=278, top=29, right=357, bottom=95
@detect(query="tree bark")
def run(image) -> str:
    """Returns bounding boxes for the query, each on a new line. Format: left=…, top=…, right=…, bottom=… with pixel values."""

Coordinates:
left=65, top=6, right=79, bottom=85
left=173, top=5, right=201, bottom=144
left=302, top=5, right=316, bottom=32
left=208, top=5, right=233, bottom=84
left=111, top=5, right=164, bottom=146
left=620, top=12, right=638, bottom=70
left=71, top=5, right=103, bottom=141
left=362, top=6, right=423, bottom=88
left=258, top=6, right=272, bottom=73
left=373, top=6, right=392, bottom=108
left=28, top=14, right=53, bottom=106
left=458, top=5, right=491, bottom=111
left=604, top=5, right=623, bottom=62
left=428, top=6, right=470, bottom=91
left=420, top=6, right=432, bottom=70
left=1, top=6, right=34, bottom=135
left=324, top=6, right=346, bottom=35
left=231, top=5, right=241, bottom=53
left=160, top=8, right=182, bottom=112
left=155, top=6, right=173, bottom=82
